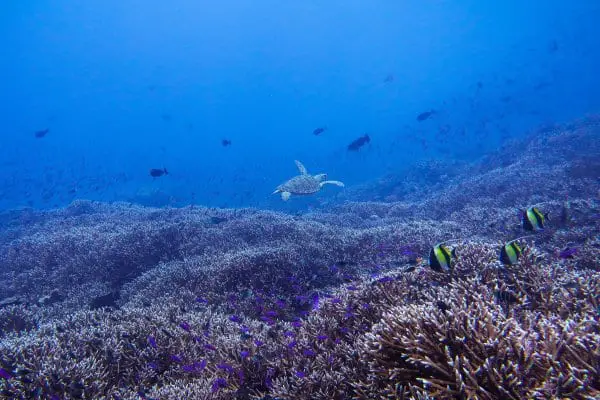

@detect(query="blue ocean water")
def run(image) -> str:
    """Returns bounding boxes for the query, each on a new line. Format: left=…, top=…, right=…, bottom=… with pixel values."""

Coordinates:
left=1, top=1, right=599, bottom=212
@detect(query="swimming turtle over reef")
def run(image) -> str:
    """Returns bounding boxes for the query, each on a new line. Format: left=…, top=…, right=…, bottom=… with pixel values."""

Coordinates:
left=273, top=160, right=344, bottom=201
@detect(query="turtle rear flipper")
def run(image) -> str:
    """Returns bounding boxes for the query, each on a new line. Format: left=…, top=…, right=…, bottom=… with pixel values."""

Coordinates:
left=294, top=160, right=308, bottom=175
left=320, top=180, right=344, bottom=188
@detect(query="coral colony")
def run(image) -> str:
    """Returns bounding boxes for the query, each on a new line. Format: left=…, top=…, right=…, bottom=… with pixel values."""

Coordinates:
left=0, top=117, right=599, bottom=399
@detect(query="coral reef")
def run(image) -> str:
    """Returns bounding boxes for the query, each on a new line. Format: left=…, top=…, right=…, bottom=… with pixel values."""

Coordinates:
left=0, top=118, right=599, bottom=399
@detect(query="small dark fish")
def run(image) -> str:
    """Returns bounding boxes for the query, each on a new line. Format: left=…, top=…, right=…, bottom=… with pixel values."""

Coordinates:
left=222, top=139, right=232, bottom=147
left=149, top=168, right=168, bottom=178
left=416, top=110, right=435, bottom=121
left=436, top=300, right=449, bottom=313
left=548, top=39, right=558, bottom=53
left=495, top=290, right=519, bottom=304
left=34, top=128, right=49, bottom=138
left=313, top=127, right=327, bottom=136
left=347, top=134, right=370, bottom=151
left=209, top=216, right=228, bottom=225
left=383, top=74, right=394, bottom=83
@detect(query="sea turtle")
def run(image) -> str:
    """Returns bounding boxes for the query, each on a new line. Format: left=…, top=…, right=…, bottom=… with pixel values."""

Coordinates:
left=273, top=160, right=344, bottom=201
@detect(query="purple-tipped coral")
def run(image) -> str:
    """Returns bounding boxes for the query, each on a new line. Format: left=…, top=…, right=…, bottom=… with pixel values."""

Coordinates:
left=0, top=117, right=599, bottom=399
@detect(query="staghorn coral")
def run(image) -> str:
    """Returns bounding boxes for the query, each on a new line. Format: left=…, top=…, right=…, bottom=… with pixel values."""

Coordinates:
left=0, top=117, right=599, bottom=399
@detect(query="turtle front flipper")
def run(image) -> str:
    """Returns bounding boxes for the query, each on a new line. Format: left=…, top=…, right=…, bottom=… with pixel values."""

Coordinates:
left=281, top=191, right=292, bottom=201
left=294, top=160, right=308, bottom=175
left=320, top=180, right=344, bottom=188
left=313, top=173, right=327, bottom=182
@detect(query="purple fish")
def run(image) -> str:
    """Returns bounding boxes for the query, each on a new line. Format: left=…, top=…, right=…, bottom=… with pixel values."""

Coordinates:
left=331, top=298, right=342, bottom=304
left=303, top=348, right=316, bottom=357
left=559, top=247, right=578, bottom=259
left=195, top=297, right=208, bottom=304
left=170, top=354, right=183, bottom=363
left=147, top=335, right=157, bottom=349
left=264, top=310, right=278, bottom=318
left=311, top=293, right=320, bottom=310
left=347, top=285, right=358, bottom=291
left=317, top=334, right=328, bottom=341
left=287, top=340, right=297, bottom=349
left=147, top=362, right=159, bottom=370
left=265, top=368, right=274, bottom=388
left=211, top=377, right=228, bottom=393
left=182, top=360, right=206, bottom=373
left=204, top=343, right=216, bottom=351
left=217, top=363, right=234, bottom=374
left=291, top=320, right=303, bottom=328
left=179, top=322, right=191, bottom=332
left=240, top=350, right=249, bottom=359
left=275, top=299, right=286, bottom=309
left=254, top=340, right=264, bottom=347
left=229, top=315, right=242, bottom=323
left=284, top=331, right=295, bottom=337
left=0, top=368, right=11, bottom=379
left=295, top=370, right=306, bottom=379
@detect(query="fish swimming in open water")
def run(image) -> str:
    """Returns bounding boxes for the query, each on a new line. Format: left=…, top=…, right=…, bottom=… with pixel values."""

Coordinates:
left=417, top=110, right=435, bottom=122
left=150, top=168, right=168, bottom=178
left=347, top=134, right=370, bottom=151
left=35, top=128, right=49, bottom=138
left=313, top=127, right=327, bottom=136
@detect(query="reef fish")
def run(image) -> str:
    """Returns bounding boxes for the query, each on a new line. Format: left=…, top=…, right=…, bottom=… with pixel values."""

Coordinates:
left=150, top=168, right=168, bottom=178
left=347, top=134, right=370, bottom=151
left=313, top=127, right=327, bottom=136
left=222, top=139, right=232, bottom=147
left=417, top=110, right=435, bottom=121
left=429, top=243, right=456, bottom=272
left=34, top=128, right=49, bottom=138
left=521, top=207, right=548, bottom=231
left=499, top=240, right=522, bottom=265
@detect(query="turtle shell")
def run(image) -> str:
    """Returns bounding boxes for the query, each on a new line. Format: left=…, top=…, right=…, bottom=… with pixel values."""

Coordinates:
left=278, top=175, right=321, bottom=195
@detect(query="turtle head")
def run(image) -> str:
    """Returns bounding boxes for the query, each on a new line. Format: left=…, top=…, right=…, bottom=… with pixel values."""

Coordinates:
left=313, top=173, right=327, bottom=182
